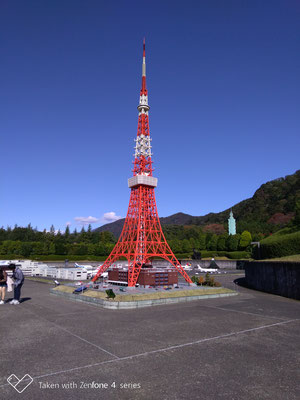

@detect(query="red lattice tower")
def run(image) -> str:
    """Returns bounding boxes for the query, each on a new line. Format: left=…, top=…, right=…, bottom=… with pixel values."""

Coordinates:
left=93, top=40, right=192, bottom=287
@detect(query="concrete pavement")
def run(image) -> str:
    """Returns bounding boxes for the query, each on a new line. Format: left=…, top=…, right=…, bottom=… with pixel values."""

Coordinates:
left=0, top=273, right=299, bottom=400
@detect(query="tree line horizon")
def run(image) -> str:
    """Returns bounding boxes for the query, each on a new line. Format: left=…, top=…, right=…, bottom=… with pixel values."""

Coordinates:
left=0, top=223, right=258, bottom=258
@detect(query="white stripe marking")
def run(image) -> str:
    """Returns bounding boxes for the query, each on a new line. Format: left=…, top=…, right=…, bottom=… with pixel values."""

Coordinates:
left=202, top=305, right=288, bottom=320
left=22, top=307, right=119, bottom=359
left=0, top=318, right=297, bottom=388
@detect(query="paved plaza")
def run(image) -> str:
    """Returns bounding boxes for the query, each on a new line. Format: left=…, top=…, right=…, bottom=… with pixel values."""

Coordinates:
left=0, top=272, right=299, bottom=400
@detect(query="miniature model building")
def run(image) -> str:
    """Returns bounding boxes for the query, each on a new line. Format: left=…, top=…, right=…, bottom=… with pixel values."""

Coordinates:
left=108, top=267, right=178, bottom=288
left=228, top=209, right=236, bottom=235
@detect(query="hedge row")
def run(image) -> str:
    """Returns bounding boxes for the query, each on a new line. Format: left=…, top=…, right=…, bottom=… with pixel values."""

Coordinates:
left=0, top=251, right=251, bottom=262
left=225, top=251, right=251, bottom=259
left=199, top=251, right=251, bottom=259
left=0, top=255, right=108, bottom=262
left=260, top=231, right=300, bottom=259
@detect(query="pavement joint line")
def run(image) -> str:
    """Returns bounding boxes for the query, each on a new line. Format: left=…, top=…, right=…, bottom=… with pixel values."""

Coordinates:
left=201, top=305, right=288, bottom=321
left=22, top=306, right=120, bottom=360
left=1, top=318, right=298, bottom=388
left=50, top=311, right=98, bottom=318
left=46, top=291, right=109, bottom=312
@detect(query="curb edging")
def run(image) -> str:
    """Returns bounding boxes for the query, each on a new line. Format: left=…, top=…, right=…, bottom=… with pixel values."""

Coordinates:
left=50, top=288, right=238, bottom=309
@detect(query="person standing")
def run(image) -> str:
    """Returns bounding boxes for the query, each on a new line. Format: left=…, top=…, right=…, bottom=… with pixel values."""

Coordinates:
left=0, top=268, right=7, bottom=304
left=10, top=264, right=24, bottom=305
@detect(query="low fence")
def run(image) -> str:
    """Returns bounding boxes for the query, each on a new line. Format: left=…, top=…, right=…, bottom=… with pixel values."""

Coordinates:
left=244, top=261, right=300, bottom=300
left=49, top=259, right=241, bottom=270
left=177, top=259, right=238, bottom=269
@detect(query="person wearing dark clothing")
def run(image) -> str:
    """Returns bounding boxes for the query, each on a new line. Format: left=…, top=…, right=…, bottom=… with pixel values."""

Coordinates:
left=10, top=265, right=24, bottom=305
left=0, top=268, right=7, bottom=305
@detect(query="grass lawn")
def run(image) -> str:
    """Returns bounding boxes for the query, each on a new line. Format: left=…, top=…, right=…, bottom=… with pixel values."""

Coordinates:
left=53, top=284, right=235, bottom=302
left=263, top=254, right=300, bottom=262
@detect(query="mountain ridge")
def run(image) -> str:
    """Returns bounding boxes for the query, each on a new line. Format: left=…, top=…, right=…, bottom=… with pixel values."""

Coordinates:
left=94, top=170, right=300, bottom=238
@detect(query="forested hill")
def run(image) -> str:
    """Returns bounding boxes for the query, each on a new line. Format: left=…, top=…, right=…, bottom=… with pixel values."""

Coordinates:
left=94, top=170, right=300, bottom=237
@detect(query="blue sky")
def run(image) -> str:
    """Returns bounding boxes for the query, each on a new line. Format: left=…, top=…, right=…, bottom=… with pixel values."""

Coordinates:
left=1, top=0, right=299, bottom=232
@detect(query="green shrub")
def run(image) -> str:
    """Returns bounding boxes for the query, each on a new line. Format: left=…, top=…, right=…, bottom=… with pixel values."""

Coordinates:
left=202, top=273, right=221, bottom=287
left=174, top=253, right=192, bottom=259
left=0, top=255, right=22, bottom=260
left=197, top=276, right=205, bottom=286
left=200, top=251, right=220, bottom=258
left=191, top=275, right=198, bottom=283
left=225, top=251, right=251, bottom=259
left=204, top=272, right=210, bottom=285
left=239, top=231, right=252, bottom=249
left=105, top=289, right=116, bottom=299
left=197, top=251, right=250, bottom=259
left=260, top=230, right=300, bottom=259
left=208, top=276, right=215, bottom=286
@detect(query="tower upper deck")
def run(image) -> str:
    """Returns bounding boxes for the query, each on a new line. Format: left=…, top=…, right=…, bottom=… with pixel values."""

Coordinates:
left=131, top=39, right=157, bottom=185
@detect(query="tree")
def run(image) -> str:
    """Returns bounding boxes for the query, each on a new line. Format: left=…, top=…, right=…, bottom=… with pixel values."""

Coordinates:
left=42, top=242, right=50, bottom=255
left=32, top=242, right=43, bottom=255
left=186, top=227, right=199, bottom=240
left=77, top=243, right=88, bottom=255
left=79, top=226, right=87, bottom=242
left=226, top=234, right=240, bottom=251
left=100, top=231, right=115, bottom=243
left=205, top=233, right=213, bottom=247
left=198, top=233, right=206, bottom=250
left=94, top=242, right=107, bottom=256
left=65, top=225, right=70, bottom=237
left=203, top=224, right=225, bottom=234
left=49, top=242, right=56, bottom=254
left=189, top=237, right=196, bottom=250
left=1, top=240, right=22, bottom=255
left=55, top=241, right=67, bottom=255
left=13, top=241, right=22, bottom=255
left=198, top=276, right=205, bottom=286
left=182, top=239, right=192, bottom=253
left=86, top=224, right=93, bottom=243
left=207, top=234, right=217, bottom=251
left=217, top=234, right=228, bottom=251
left=105, top=243, right=114, bottom=254
left=169, top=239, right=182, bottom=254
left=239, top=231, right=252, bottom=249
left=0, top=227, right=6, bottom=241
left=87, top=243, right=96, bottom=255
left=21, top=242, right=33, bottom=257
left=294, top=200, right=300, bottom=228
left=252, top=233, right=264, bottom=242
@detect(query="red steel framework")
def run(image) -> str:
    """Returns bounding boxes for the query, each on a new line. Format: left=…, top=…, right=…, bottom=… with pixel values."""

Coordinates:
left=93, top=40, right=192, bottom=287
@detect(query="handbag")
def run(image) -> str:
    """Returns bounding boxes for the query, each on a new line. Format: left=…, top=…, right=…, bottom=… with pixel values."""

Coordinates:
left=6, top=276, right=13, bottom=293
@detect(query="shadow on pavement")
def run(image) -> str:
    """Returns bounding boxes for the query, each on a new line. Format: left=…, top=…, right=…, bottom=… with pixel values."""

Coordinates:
left=5, top=297, right=32, bottom=303
left=20, top=297, right=32, bottom=303
left=234, top=277, right=248, bottom=288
